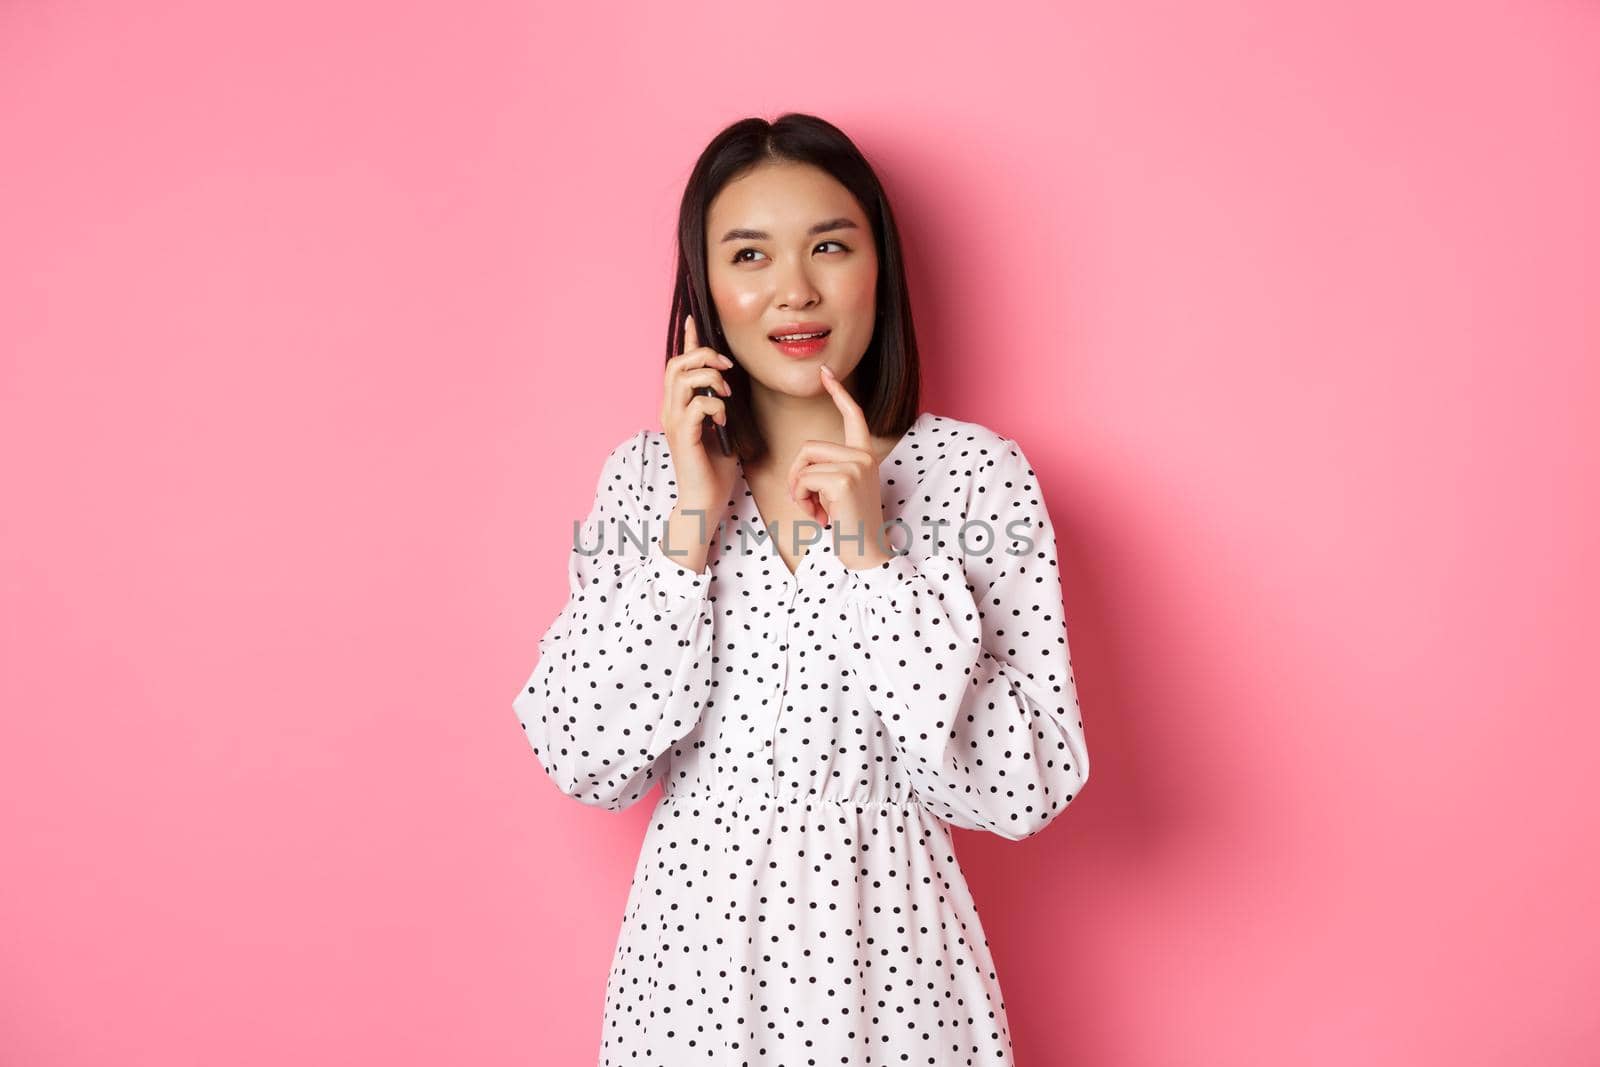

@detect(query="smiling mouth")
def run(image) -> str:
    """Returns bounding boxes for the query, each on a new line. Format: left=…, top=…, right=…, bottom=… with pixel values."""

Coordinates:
left=769, top=330, right=831, bottom=357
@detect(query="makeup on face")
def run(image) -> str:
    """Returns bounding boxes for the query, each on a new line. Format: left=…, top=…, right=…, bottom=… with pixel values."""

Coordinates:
left=704, top=163, right=878, bottom=396
left=768, top=320, right=832, bottom=359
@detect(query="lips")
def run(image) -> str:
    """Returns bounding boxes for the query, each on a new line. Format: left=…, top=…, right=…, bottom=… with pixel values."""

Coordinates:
left=769, top=328, right=831, bottom=359
left=768, top=322, right=831, bottom=340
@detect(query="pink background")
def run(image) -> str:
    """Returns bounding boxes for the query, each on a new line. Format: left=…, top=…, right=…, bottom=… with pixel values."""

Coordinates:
left=3, top=2, right=1596, bottom=1064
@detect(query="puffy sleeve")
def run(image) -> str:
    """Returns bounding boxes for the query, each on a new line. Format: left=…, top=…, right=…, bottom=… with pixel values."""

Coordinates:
left=511, top=431, right=716, bottom=811
left=838, top=437, right=1090, bottom=841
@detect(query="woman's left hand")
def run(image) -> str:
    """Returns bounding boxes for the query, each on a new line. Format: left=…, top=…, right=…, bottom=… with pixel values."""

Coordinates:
left=787, top=365, right=895, bottom=570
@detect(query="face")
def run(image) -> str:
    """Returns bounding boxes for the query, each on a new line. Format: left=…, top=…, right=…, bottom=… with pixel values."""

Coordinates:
left=704, top=161, right=879, bottom=401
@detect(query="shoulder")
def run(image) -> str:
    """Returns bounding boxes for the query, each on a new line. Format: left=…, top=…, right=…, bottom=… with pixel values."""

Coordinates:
left=914, top=412, right=1035, bottom=485
left=616, top=427, right=678, bottom=515
left=579, top=427, right=679, bottom=519
left=913, top=414, right=1051, bottom=552
left=591, top=427, right=650, bottom=482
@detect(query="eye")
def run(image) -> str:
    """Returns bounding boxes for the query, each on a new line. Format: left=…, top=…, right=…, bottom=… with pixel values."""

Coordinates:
left=730, top=240, right=851, bottom=264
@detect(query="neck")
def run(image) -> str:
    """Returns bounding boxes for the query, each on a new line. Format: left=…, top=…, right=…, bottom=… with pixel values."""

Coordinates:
left=747, top=380, right=866, bottom=472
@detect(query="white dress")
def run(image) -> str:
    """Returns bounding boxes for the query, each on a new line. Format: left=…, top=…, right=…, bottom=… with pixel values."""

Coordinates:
left=512, top=410, right=1091, bottom=1066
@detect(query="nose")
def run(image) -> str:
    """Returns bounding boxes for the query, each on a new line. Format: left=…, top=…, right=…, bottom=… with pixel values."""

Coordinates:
left=775, top=259, right=820, bottom=310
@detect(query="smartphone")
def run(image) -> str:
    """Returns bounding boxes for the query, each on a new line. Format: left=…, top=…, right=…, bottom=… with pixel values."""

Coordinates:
left=684, top=311, right=734, bottom=456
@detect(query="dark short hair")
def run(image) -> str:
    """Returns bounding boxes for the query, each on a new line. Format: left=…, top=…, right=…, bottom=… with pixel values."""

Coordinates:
left=666, top=112, right=922, bottom=465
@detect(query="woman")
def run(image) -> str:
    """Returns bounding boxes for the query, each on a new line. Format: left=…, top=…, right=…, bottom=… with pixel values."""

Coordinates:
left=513, top=112, right=1091, bottom=1066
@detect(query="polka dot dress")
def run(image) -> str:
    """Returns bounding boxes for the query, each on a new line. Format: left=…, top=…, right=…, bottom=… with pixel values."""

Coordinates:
left=512, top=411, right=1091, bottom=1066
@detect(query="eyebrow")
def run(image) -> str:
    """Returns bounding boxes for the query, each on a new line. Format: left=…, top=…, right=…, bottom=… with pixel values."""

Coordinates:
left=718, top=217, right=861, bottom=243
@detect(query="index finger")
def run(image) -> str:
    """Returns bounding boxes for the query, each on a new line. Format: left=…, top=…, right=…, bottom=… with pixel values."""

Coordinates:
left=683, top=313, right=699, bottom=355
left=819, top=364, right=871, bottom=450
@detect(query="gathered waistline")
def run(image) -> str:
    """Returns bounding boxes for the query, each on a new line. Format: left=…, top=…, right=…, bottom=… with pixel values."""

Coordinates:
left=659, top=789, right=923, bottom=811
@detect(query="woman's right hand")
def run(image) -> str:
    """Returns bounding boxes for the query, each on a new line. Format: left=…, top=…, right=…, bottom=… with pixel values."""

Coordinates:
left=661, top=313, right=740, bottom=519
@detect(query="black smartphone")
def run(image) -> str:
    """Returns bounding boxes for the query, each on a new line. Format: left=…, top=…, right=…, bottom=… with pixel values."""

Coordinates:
left=684, top=311, right=734, bottom=456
